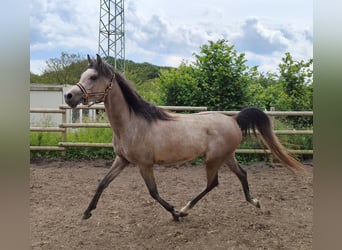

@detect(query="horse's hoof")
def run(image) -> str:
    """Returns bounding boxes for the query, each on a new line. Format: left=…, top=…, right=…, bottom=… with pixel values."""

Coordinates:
left=250, top=198, right=261, bottom=208
left=172, top=210, right=181, bottom=221
left=172, top=214, right=180, bottom=222
left=83, top=212, right=92, bottom=220
left=179, top=212, right=188, bottom=217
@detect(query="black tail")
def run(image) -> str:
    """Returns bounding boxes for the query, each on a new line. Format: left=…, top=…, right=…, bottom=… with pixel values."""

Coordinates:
left=235, top=107, right=304, bottom=172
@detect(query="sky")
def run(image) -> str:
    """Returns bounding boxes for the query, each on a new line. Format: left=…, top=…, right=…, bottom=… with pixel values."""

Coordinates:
left=30, top=0, right=313, bottom=75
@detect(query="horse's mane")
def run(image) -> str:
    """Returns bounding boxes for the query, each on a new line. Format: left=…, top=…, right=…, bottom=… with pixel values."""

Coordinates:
left=89, top=60, right=173, bottom=123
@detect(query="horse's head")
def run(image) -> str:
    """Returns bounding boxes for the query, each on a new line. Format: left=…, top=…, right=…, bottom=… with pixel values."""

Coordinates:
left=64, top=54, right=114, bottom=108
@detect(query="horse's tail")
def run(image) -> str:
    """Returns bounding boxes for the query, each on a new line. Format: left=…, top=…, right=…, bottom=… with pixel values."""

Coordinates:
left=234, top=107, right=304, bottom=172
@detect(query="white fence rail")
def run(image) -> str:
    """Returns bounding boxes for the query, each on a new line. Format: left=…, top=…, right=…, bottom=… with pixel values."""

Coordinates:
left=30, top=105, right=313, bottom=155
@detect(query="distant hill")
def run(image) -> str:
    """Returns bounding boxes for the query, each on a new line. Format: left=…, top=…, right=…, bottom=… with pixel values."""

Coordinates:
left=117, top=59, right=173, bottom=85
left=30, top=58, right=173, bottom=86
left=30, top=57, right=174, bottom=104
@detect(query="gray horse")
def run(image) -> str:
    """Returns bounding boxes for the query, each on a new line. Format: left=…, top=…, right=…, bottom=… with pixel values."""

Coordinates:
left=64, top=55, right=304, bottom=221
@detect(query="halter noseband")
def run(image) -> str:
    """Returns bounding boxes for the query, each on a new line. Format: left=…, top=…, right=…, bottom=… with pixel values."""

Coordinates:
left=76, top=74, right=115, bottom=107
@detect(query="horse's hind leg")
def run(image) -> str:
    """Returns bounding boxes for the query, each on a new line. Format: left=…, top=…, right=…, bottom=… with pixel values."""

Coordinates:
left=226, top=155, right=260, bottom=208
left=83, top=156, right=129, bottom=219
left=139, top=165, right=181, bottom=221
left=179, top=159, right=222, bottom=217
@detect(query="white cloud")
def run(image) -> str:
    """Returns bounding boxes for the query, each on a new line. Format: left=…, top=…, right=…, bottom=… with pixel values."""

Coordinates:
left=30, top=59, right=47, bottom=75
left=232, top=17, right=289, bottom=55
left=30, top=0, right=312, bottom=74
left=30, top=0, right=98, bottom=57
left=163, top=55, right=184, bottom=68
left=228, top=16, right=313, bottom=73
left=30, top=42, right=54, bottom=52
left=125, top=4, right=224, bottom=66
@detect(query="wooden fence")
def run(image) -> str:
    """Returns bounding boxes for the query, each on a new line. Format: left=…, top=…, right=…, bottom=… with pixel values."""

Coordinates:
left=30, top=105, right=313, bottom=155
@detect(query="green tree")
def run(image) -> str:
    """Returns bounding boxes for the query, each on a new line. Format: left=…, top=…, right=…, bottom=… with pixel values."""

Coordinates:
left=30, top=72, right=41, bottom=83
left=247, top=53, right=313, bottom=115
left=160, top=40, right=252, bottom=110
left=278, top=52, right=313, bottom=128
left=43, top=52, right=87, bottom=84
left=125, top=60, right=161, bottom=84
left=278, top=52, right=313, bottom=111
left=247, top=72, right=288, bottom=111
left=160, top=63, right=202, bottom=106
left=194, top=40, right=251, bottom=110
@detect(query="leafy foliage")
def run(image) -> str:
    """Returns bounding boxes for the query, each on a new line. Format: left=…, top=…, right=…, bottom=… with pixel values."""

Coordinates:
left=194, top=40, right=251, bottom=110
left=246, top=71, right=281, bottom=110
left=278, top=52, right=313, bottom=111
left=123, top=60, right=173, bottom=104
left=160, top=40, right=252, bottom=110
left=31, top=52, right=87, bottom=84
left=159, top=63, right=202, bottom=106
left=277, top=53, right=313, bottom=128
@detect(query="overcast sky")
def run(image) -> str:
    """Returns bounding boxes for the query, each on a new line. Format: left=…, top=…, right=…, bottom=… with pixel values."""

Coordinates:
left=30, top=0, right=312, bottom=75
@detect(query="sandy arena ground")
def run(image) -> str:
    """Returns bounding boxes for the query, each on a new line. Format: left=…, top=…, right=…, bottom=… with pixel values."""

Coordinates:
left=30, top=159, right=313, bottom=249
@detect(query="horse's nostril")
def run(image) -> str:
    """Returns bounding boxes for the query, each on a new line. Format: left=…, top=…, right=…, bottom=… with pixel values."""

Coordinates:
left=66, top=93, right=72, bottom=100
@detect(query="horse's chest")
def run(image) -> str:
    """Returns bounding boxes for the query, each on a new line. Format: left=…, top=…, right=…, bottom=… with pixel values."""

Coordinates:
left=113, top=136, right=153, bottom=164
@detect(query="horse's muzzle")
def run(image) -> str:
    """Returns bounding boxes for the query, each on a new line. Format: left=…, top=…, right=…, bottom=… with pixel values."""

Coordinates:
left=64, top=88, right=84, bottom=108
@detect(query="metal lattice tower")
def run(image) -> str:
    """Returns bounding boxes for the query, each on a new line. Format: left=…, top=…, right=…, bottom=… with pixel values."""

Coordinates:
left=98, top=0, right=125, bottom=73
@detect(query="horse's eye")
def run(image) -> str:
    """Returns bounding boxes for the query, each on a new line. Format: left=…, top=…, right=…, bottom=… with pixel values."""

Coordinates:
left=90, top=75, right=98, bottom=81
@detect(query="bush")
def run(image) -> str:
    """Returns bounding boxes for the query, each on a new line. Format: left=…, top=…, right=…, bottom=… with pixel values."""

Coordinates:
left=160, top=40, right=251, bottom=110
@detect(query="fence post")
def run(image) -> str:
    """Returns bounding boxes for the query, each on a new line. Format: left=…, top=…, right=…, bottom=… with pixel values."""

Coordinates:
left=269, top=107, right=276, bottom=164
left=61, top=106, right=67, bottom=155
left=270, top=107, right=275, bottom=129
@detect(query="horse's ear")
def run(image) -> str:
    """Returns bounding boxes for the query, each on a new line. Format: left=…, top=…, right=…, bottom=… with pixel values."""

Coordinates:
left=87, top=54, right=93, bottom=66
left=96, top=54, right=102, bottom=66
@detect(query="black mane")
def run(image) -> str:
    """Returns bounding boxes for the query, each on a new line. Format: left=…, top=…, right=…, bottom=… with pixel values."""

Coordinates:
left=89, top=60, right=173, bottom=123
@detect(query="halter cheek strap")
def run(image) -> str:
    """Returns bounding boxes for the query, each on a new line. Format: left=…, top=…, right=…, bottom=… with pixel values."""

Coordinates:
left=76, top=82, right=89, bottom=102
left=76, top=74, right=115, bottom=107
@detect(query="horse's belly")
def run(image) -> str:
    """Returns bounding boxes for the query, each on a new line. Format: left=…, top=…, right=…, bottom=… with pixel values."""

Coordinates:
left=153, top=144, right=204, bottom=165
left=152, top=131, right=207, bottom=165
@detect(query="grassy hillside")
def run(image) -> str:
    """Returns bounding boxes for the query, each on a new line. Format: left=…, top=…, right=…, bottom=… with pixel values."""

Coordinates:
left=30, top=57, right=173, bottom=104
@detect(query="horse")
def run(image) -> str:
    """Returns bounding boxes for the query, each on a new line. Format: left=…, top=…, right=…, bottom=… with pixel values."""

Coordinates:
left=64, top=54, right=304, bottom=221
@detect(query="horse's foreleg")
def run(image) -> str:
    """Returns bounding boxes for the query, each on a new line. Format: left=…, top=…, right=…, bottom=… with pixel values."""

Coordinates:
left=139, top=165, right=181, bottom=221
left=227, top=157, right=260, bottom=208
left=83, top=156, right=129, bottom=220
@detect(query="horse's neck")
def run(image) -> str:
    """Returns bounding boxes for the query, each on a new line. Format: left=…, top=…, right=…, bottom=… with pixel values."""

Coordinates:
left=104, top=84, right=131, bottom=138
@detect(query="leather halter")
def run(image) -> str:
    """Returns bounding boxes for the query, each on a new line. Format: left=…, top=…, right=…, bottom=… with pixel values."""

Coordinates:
left=76, top=74, right=115, bottom=107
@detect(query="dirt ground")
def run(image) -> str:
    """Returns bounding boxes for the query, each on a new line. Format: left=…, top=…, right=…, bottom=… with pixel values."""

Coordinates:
left=30, top=159, right=313, bottom=250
